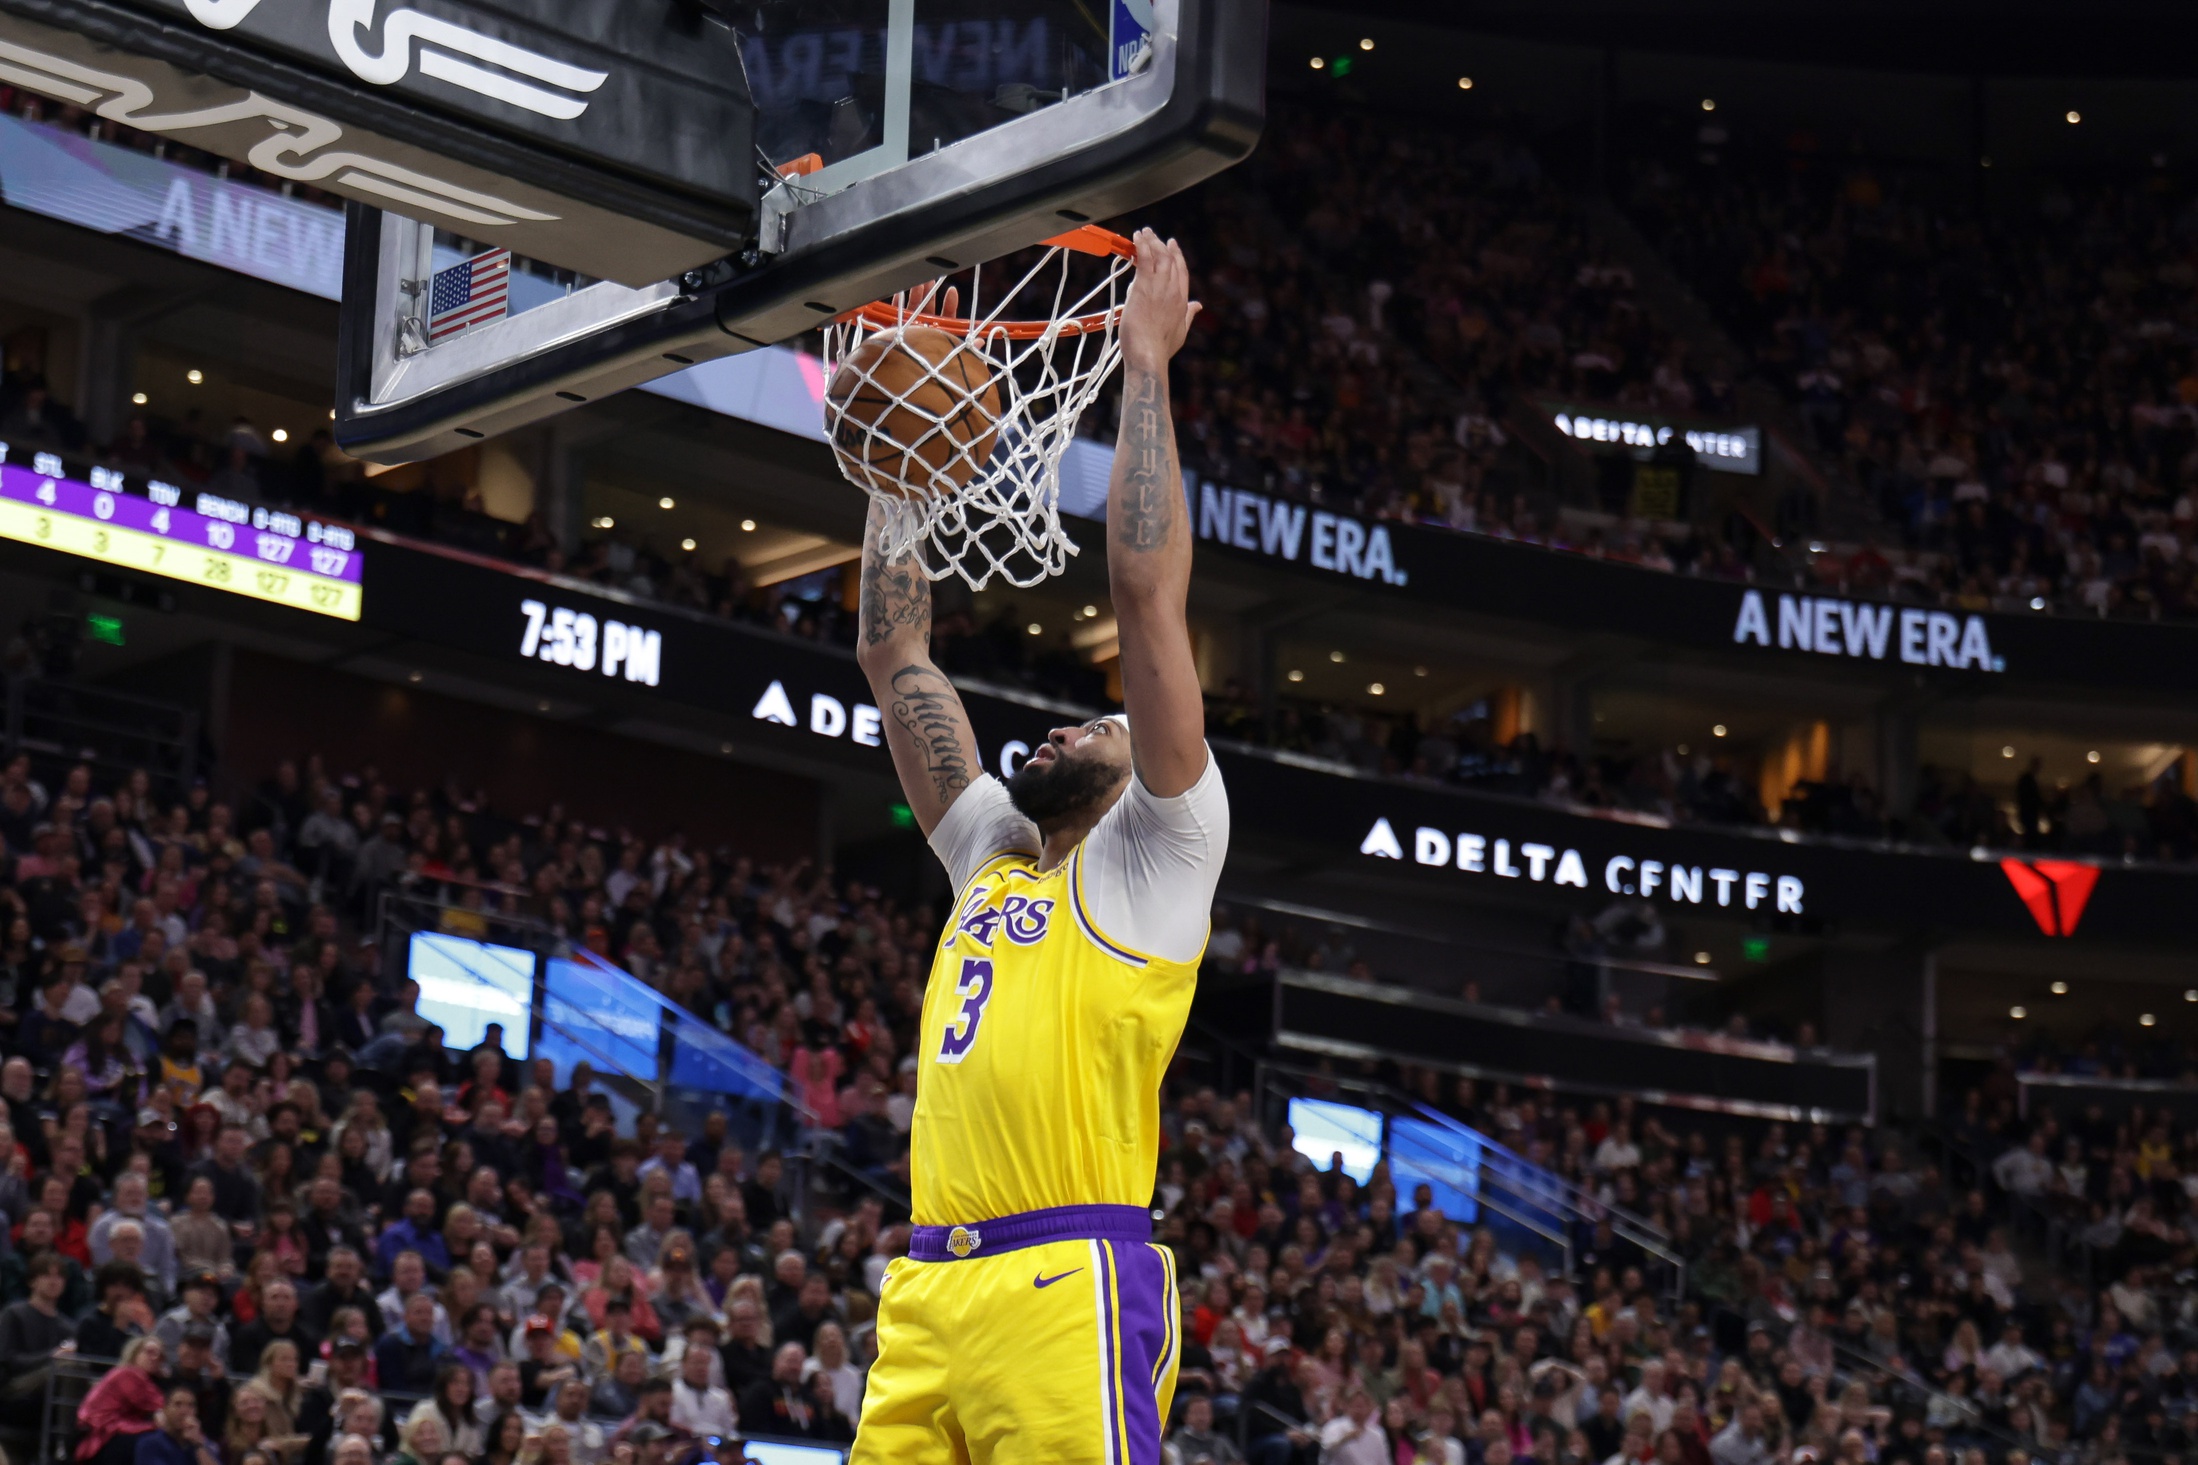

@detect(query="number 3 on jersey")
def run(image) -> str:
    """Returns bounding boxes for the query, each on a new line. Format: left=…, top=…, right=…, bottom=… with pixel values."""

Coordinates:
left=936, top=958, right=994, bottom=1063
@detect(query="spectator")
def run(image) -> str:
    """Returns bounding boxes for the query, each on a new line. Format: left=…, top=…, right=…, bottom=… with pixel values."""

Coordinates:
left=136, top=1386, right=221, bottom=1465
left=231, top=1279, right=317, bottom=1377
left=1318, top=1387, right=1388, bottom=1465
left=588, top=1351, right=648, bottom=1424
left=734, top=1344, right=812, bottom=1441
left=804, top=1321, right=862, bottom=1424
left=169, top=1324, right=233, bottom=1443
left=668, top=1339, right=736, bottom=1440
left=158, top=1270, right=231, bottom=1363
left=1168, top=1393, right=1243, bottom=1465
left=0, top=1252, right=78, bottom=1422
left=76, top=1335, right=168, bottom=1465
left=171, top=1179, right=234, bottom=1280
left=545, top=1382, right=605, bottom=1465
left=390, top=1413, right=451, bottom=1465
left=407, top=1366, right=484, bottom=1459
left=238, top=1339, right=311, bottom=1465
left=477, top=1411, right=528, bottom=1465
left=90, top=1173, right=178, bottom=1296
left=78, top=1259, right=156, bottom=1360
left=378, top=1290, right=447, bottom=1396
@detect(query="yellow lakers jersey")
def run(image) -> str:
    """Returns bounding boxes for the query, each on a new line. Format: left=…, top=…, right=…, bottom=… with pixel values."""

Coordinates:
left=909, top=843, right=1203, bottom=1224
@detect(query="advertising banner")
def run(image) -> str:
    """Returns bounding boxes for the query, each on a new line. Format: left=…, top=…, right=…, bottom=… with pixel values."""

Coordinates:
left=358, top=535, right=2198, bottom=943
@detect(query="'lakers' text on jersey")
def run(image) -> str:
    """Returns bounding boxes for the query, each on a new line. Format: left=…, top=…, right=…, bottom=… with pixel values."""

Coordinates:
left=910, top=843, right=1202, bottom=1226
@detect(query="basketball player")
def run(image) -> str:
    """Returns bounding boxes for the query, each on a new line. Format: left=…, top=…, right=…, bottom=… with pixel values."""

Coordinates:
left=847, top=228, right=1226, bottom=1464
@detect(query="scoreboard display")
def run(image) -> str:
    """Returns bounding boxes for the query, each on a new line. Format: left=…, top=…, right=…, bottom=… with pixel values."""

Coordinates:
left=0, top=447, right=362, bottom=621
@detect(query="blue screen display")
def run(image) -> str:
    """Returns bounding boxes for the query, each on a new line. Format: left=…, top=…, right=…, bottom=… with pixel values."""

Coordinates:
left=1387, top=1115, right=1483, bottom=1223
left=539, top=955, right=661, bottom=1083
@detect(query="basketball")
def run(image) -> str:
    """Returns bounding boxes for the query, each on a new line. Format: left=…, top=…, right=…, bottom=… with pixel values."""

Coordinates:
left=826, top=325, right=1003, bottom=497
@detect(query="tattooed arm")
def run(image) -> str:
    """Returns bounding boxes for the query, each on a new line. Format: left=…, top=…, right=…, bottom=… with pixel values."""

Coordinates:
left=1106, top=228, right=1207, bottom=798
left=855, top=502, right=981, bottom=835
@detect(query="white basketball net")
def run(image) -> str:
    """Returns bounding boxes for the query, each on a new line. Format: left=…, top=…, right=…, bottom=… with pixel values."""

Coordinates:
left=823, top=235, right=1135, bottom=589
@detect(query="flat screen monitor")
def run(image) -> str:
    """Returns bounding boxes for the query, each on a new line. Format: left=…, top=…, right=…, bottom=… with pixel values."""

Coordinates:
left=1287, top=1097, right=1383, bottom=1185
left=405, top=932, right=534, bottom=1058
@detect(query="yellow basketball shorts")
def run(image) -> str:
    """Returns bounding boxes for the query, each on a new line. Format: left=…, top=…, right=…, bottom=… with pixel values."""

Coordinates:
left=851, top=1205, right=1181, bottom=1465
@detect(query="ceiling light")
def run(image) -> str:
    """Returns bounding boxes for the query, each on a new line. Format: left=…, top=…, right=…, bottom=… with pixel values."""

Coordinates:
left=130, top=392, right=148, bottom=406
left=658, top=496, right=675, bottom=509
left=1457, top=77, right=1473, bottom=90
left=1083, top=604, right=1097, bottom=617
left=740, top=519, right=756, bottom=532
left=720, top=742, right=734, bottom=754
left=1329, top=650, right=1345, bottom=663
left=1367, top=682, right=1385, bottom=696
left=2184, top=989, right=2197, bottom=1003
left=185, top=369, right=203, bottom=385
left=1287, top=669, right=1305, bottom=683
left=271, top=428, right=289, bottom=443
left=2086, top=749, right=2101, bottom=764
left=590, top=515, right=614, bottom=529
left=1310, top=56, right=1323, bottom=69
left=1358, top=37, right=1373, bottom=50
left=1700, top=98, right=1716, bottom=112
left=407, top=671, right=423, bottom=684
left=2065, top=110, right=2081, bottom=124
left=2009, top=1006, right=2027, bottom=1020
left=1677, top=744, right=1689, bottom=756
left=1026, top=622, right=1042, bottom=635
left=2001, top=746, right=2015, bottom=758
left=535, top=701, right=551, bottom=713
left=2051, top=981, right=2069, bottom=995
left=1712, top=724, right=1728, bottom=738
left=2140, top=1013, right=2157, bottom=1027
left=1413, top=666, right=1428, bottom=677
left=680, top=538, right=696, bottom=551
left=2030, top=596, right=2047, bottom=610
left=1693, top=951, right=1711, bottom=965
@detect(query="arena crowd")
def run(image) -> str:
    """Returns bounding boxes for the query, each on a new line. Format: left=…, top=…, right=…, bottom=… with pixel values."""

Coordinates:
left=0, top=746, right=2181, bottom=1465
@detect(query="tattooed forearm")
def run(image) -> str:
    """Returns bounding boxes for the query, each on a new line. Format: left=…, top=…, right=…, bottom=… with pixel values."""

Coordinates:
left=887, top=665, right=972, bottom=803
left=861, top=550, right=930, bottom=650
left=1113, top=367, right=1178, bottom=552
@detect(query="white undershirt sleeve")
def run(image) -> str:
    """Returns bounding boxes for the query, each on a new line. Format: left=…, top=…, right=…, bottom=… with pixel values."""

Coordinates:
left=924, top=774, right=1041, bottom=894
left=1075, top=748, right=1230, bottom=965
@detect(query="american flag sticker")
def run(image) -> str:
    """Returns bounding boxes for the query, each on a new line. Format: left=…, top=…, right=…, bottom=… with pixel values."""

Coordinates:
left=428, top=247, right=511, bottom=344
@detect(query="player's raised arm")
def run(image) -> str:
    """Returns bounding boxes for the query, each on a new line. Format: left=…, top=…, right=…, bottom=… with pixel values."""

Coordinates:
left=856, top=504, right=981, bottom=836
left=1106, top=228, right=1207, bottom=798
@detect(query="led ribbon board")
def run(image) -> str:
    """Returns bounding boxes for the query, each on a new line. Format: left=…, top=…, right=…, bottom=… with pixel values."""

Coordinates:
left=0, top=453, right=362, bottom=620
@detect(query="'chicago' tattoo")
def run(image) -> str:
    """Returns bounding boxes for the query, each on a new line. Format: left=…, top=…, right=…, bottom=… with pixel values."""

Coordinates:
left=888, top=665, right=971, bottom=803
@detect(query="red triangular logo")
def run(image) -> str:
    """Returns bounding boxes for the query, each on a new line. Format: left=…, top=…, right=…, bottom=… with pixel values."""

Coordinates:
left=1999, top=859, right=2099, bottom=937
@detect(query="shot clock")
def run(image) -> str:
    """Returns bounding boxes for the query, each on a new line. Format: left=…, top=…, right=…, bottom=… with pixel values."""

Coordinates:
left=0, top=446, right=363, bottom=621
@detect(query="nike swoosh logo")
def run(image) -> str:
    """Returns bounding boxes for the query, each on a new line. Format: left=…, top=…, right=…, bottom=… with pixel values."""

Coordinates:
left=1033, top=1268, right=1084, bottom=1289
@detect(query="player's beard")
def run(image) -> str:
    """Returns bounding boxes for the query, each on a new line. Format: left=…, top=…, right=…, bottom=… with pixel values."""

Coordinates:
left=1005, top=752, right=1124, bottom=824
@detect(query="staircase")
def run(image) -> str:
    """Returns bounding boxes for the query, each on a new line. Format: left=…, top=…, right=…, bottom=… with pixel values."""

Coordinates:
left=1578, top=196, right=1887, bottom=549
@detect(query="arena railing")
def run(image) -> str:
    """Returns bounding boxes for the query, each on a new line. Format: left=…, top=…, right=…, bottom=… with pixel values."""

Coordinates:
left=1244, top=1054, right=1686, bottom=1301
left=1913, top=1120, right=2096, bottom=1288
left=38, top=1360, right=853, bottom=1465
left=1824, top=1334, right=2069, bottom=1465
left=2013, top=1070, right=2198, bottom=1125
left=1238, top=964, right=1876, bottom=1125
left=371, top=889, right=912, bottom=1228
left=2, top=672, right=201, bottom=803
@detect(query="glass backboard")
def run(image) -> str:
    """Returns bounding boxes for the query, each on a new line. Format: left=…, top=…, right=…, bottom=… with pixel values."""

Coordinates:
left=331, top=0, right=1266, bottom=461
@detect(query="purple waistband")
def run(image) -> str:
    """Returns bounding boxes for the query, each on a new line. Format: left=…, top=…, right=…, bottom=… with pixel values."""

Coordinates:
left=907, top=1203, right=1151, bottom=1262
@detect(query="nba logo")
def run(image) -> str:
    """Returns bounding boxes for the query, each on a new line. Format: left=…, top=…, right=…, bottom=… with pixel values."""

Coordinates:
left=947, top=1226, right=982, bottom=1258
left=1109, top=0, right=1153, bottom=80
